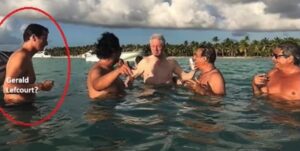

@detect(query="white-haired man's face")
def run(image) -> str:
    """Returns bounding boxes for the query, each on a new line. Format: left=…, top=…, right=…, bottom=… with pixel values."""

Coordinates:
left=150, top=38, right=164, bottom=57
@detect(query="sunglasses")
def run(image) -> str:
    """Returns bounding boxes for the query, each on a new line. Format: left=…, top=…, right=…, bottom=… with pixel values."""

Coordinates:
left=272, top=53, right=289, bottom=59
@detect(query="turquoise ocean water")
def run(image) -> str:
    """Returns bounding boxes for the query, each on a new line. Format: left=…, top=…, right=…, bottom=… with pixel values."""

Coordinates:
left=1, top=57, right=300, bottom=151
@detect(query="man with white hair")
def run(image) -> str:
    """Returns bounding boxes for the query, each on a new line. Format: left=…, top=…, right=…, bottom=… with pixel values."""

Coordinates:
left=125, top=33, right=195, bottom=86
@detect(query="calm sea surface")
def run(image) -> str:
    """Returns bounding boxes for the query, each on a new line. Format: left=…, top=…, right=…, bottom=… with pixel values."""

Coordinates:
left=1, top=57, right=300, bottom=151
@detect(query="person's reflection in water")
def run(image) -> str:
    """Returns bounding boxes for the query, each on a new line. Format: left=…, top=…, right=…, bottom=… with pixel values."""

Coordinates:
left=1, top=103, right=46, bottom=145
left=266, top=97, right=300, bottom=112
left=252, top=97, right=300, bottom=129
left=189, top=95, right=223, bottom=107
left=265, top=97, right=300, bottom=128
left=2, top=101, right=38, bottom=122
left=84, top=99, right=122, bottom=124
left=135, top=84, right=175, bottom=98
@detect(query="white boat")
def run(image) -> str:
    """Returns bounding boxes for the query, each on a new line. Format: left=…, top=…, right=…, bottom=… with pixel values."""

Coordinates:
left=84, top=50, right=98, bottom=62
left=84, top=50, right=143, bottom=62
left=33, top=51, right=51, bottom=58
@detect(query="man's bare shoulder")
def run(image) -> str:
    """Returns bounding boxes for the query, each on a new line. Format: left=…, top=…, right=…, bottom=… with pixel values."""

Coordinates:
left=8, top=49, right=27, bottom=60
left=143, top=56, right=153, bottom=61
left=138, top=56, right=152, bottom=65
left=88, top=63, right=102, bottom=76
left=209, top=70, right=224, bottom=80
left=6, top=50, right=28, bottom=69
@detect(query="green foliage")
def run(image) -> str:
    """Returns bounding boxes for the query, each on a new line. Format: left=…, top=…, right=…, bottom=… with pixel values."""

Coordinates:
left=45, top=37, right=300, bottom=57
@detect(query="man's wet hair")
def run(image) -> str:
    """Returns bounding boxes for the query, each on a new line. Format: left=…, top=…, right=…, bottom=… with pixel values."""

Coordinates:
left=278, top=42, right=300, bottom=65
left=95, top=32, right=121, bottom=59
left=23, top=24, right=49, bottom=42
left=199, top=46, right=216, bottom=64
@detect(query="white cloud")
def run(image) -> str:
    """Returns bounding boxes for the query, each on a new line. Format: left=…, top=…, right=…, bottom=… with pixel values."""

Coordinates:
left=0, top=16, right=21, bottom=47
left=148, top=0, right=216, bottom=28
left=0, top=0, right=299, bottom=31
left=217, top=1, right=300, bottom=31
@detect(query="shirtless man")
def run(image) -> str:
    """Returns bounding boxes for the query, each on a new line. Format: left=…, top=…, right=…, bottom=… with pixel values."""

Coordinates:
left=252, top=43, right=300, bottom=101
left=185, top=47, right=225, bottom=96
left=87, top=32, right=132, bottom=100
left=125, top=33, right=195, bottom=86
left=3, top=24, right=54, bottom=105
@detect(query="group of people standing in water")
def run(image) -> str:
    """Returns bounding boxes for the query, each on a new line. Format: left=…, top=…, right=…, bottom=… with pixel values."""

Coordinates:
left=1, top=23, right=300, bottom=106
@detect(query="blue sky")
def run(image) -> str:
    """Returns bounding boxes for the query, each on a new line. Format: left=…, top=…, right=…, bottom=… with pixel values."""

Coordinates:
left=1, top=0, right=300, bottom=50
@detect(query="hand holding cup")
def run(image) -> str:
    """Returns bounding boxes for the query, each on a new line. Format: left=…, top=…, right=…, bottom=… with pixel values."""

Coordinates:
left=253, top=73, right=269, bottom=87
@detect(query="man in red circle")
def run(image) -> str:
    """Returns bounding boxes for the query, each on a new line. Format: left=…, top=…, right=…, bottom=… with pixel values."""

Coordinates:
left=3, top=23, right=54, bottom=105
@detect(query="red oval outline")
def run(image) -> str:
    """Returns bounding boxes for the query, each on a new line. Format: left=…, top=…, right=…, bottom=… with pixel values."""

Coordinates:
left=0, top=7, right=71, bottom=127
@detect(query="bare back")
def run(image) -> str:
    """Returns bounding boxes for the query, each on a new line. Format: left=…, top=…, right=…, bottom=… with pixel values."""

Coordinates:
left=197, top=69, right=225, bottom=95
left=87, top=63, right=125, bottom=100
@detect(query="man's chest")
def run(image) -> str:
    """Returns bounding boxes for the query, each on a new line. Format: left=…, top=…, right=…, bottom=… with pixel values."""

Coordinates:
left=146, top=61, right=173, bottom=74
left=267, top=74, right=299, bottom=95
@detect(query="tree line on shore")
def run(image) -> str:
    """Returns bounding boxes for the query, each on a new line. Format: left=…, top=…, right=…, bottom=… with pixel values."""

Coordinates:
left=45, top=36, right=300, bottom=57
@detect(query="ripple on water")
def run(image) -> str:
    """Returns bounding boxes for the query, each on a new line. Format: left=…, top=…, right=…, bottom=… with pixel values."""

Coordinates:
left=2, top=58, right=300, bottom=151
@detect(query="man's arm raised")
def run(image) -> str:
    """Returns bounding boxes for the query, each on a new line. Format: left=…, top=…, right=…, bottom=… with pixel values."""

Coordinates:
left=92, top=63, right=132, bottom=91
left=172, top=59, right=196, bottom=81
left=124, top=58, right=145, bottom=87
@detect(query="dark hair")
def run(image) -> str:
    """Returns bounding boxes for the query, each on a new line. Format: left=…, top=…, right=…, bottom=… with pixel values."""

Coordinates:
left=95, top=32, right=121, bottom=59
left=278, top=42, right=300, bottom=65
left=135, top=55, right=143, bottom=64
left=23, top=24, right=49, bottom=41
left=199, top=47, right=216, bottom=64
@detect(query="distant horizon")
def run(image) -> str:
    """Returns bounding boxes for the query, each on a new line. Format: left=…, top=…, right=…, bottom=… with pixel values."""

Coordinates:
left=1, top=0, right=300, bottom=51
left=1, top=32, right=300, bottom=52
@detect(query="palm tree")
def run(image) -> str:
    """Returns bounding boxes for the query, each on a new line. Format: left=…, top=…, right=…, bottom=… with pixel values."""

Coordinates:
left=44, top=36, right=300, bottom=57
left=239, top=36, right=250, bottom=56
left=222, top=38, right=236, bottom=56
left=212, top=36, right=220, bottom=56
